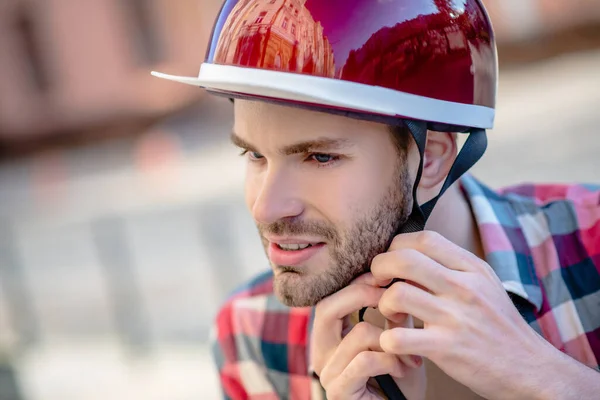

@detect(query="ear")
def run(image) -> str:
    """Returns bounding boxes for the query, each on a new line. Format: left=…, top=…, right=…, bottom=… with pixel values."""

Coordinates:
left=418, top=131, right=457, bottom=193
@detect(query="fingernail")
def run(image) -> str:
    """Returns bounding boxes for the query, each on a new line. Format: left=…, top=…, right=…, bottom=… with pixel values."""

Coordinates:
left=376, top=279, right=393, bottom=287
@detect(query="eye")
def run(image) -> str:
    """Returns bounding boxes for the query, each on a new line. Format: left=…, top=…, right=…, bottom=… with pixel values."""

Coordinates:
left=248, top=151, right=264, bottom=160
left=311, top=153, right=334, bottom=163
left=307, top=153, right=341, bottom=168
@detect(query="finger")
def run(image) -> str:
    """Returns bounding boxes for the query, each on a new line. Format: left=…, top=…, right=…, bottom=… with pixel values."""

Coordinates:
left=351, top=272, right=393, bottom=288
left=379, top=281, right=446, bottom=324
left=389, top=231, right=484, bottom=272
left=325, top=351, right=404, bottom=399
left=320, top=322, right=419, bottom=388
left=371, top=248, right=458, bottom=295
left=386, top=314, right=424, bottom=369
left=312, top=284, right=385, bottom=373
left=385, top=309, right=410, bottom=327
left=350, top=273, right=374, bottom=285
left=380, top=326, right=435, bottom=358
left=319, top=322, right=381, bottom=387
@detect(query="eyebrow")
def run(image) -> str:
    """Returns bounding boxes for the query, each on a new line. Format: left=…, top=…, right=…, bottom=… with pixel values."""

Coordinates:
left=230, top=132, right=353, bottom=155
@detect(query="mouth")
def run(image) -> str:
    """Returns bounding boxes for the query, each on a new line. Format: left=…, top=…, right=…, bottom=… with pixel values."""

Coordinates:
left=276, top=243, right=316, bottom=251
left=268, top=241, right=326, bottom=266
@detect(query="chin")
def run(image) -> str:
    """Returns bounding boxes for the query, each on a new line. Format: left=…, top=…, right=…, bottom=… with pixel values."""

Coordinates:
left=273, top=269, right=340, bottom=308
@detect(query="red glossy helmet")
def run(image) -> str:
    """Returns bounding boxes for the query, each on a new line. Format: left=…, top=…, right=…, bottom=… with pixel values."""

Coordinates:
left=153, top=0, right=498, bottom=130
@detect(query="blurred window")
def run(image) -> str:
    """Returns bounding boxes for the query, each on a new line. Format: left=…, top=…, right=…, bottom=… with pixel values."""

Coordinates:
left=255, top=12, right=267, bottom=24
left=125, top=0, right=163, bottom=65
left=14, top=4, right=50, bottom=92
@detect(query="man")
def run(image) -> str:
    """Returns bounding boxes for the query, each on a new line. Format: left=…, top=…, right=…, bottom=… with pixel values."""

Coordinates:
left=152, top=0, right=600, bottom=398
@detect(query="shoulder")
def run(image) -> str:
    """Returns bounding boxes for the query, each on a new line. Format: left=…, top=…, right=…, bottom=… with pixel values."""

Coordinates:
left=499, top=182, right=600, bottom=254
left=214, top=270, right=312, bottom=334
left=210, top=270, right=315, bottom=398
left=495, top=182, right=600, bottom=367
left=498, top=181, right=600, bottom=209
left=211, top=269, right=313, bottom=369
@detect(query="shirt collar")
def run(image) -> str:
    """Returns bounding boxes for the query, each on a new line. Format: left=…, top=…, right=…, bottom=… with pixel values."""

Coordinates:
left=461, top=174, right=543, bottom=311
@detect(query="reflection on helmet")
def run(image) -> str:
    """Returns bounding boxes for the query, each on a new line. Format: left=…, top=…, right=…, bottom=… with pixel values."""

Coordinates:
left=210, top=0, right=496, bottom=109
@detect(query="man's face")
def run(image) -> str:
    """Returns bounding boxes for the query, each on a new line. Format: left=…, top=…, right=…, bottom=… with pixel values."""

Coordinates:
left=233, top=100, right=413, bottom=307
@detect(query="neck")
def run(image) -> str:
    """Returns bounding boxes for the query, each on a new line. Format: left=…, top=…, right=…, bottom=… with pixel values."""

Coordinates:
left=424, top=182, right=485, bottom=260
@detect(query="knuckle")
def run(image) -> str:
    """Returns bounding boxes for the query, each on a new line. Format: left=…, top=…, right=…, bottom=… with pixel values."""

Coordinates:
left=390, top=234, right=404, bottom=249
left=466, top=288, right=486, bottom=308
left=395, top=248, right=421, bottom=269
left=453, top=277, right=479, bottom=303
left=417, top=230, right=443, bottom=248
left=349, top=321, right=372, bottom=338
left=431, top=269, right=451, bottom=291
left=441, top=303, right=463, bottom=330
left=426, top=332, right=448, bottom=359
left=399, top=247, right=420, bottom=258
left=352, top=351, right=375, bottom=370
left=445, top=271, right=468, bottom=292
left=389, top=281, right=408, bottom=303
left=379, top=249, right=414, bottom=274
left=379, top=282, right=409, bottom=318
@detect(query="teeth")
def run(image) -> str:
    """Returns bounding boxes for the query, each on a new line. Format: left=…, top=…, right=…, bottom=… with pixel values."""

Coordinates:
left=278, top=243, right=312, bottom=251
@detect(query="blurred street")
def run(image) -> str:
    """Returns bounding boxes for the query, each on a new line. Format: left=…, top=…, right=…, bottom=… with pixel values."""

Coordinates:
left=0, top=48, right=598, bottom=400
left=0, top=0, right=599, bottom=398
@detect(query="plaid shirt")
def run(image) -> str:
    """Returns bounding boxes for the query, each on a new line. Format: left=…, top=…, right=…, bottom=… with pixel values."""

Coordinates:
left=210, top=175, right=600, bottom=399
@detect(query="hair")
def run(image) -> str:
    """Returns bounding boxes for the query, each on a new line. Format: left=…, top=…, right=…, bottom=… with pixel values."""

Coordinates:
left=387, top=123, right=412, bottom=158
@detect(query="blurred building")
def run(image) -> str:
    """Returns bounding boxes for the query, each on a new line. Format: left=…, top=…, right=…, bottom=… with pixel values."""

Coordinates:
left=0, top=2, right=598, bottom=399
left=0, top=0, right=224, bottom=146
left=214, top=0, right=335, bottom=77
left=483, top=0, right=600, bottom=65
left=485, top=0, right=600, bottom=42
left=0, top=0, right=598, bottom=147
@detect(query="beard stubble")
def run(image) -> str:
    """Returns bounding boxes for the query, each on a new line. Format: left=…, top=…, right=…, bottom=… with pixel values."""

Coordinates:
left=258, top=158, right=413, bottom=307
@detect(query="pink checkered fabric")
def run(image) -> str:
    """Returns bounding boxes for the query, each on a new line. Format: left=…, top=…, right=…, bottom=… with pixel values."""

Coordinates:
left=211, top=175, right=600, bottom=399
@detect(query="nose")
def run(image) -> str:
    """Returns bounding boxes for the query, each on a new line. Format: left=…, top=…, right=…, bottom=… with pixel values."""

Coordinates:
left=250, top=166, right=304, bottom=225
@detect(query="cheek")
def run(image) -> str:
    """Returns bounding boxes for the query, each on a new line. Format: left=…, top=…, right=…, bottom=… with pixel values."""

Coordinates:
left=305, top=178, right=348, bottom=222
left=306, top=166, right=389, bottom=221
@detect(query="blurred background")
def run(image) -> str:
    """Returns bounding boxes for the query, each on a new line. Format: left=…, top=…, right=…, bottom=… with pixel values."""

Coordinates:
left=0, top=0, right=598, bottom=399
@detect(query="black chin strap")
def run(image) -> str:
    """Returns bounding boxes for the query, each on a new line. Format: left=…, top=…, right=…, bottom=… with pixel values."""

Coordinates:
left=359, top=121, right=488, bottom=399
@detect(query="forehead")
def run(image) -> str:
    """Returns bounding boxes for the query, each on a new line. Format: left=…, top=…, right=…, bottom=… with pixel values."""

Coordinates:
left=233, top=100, right=389, bottom=144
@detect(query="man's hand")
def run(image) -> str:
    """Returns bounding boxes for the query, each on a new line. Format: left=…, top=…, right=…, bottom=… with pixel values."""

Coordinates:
left=371, top=231, right=560, bottom=400
left=311, top=277, right=426, bottom=400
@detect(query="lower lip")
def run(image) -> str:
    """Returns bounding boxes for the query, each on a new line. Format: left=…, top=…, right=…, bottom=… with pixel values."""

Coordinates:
left=268, top=242, right=325, bottom=266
